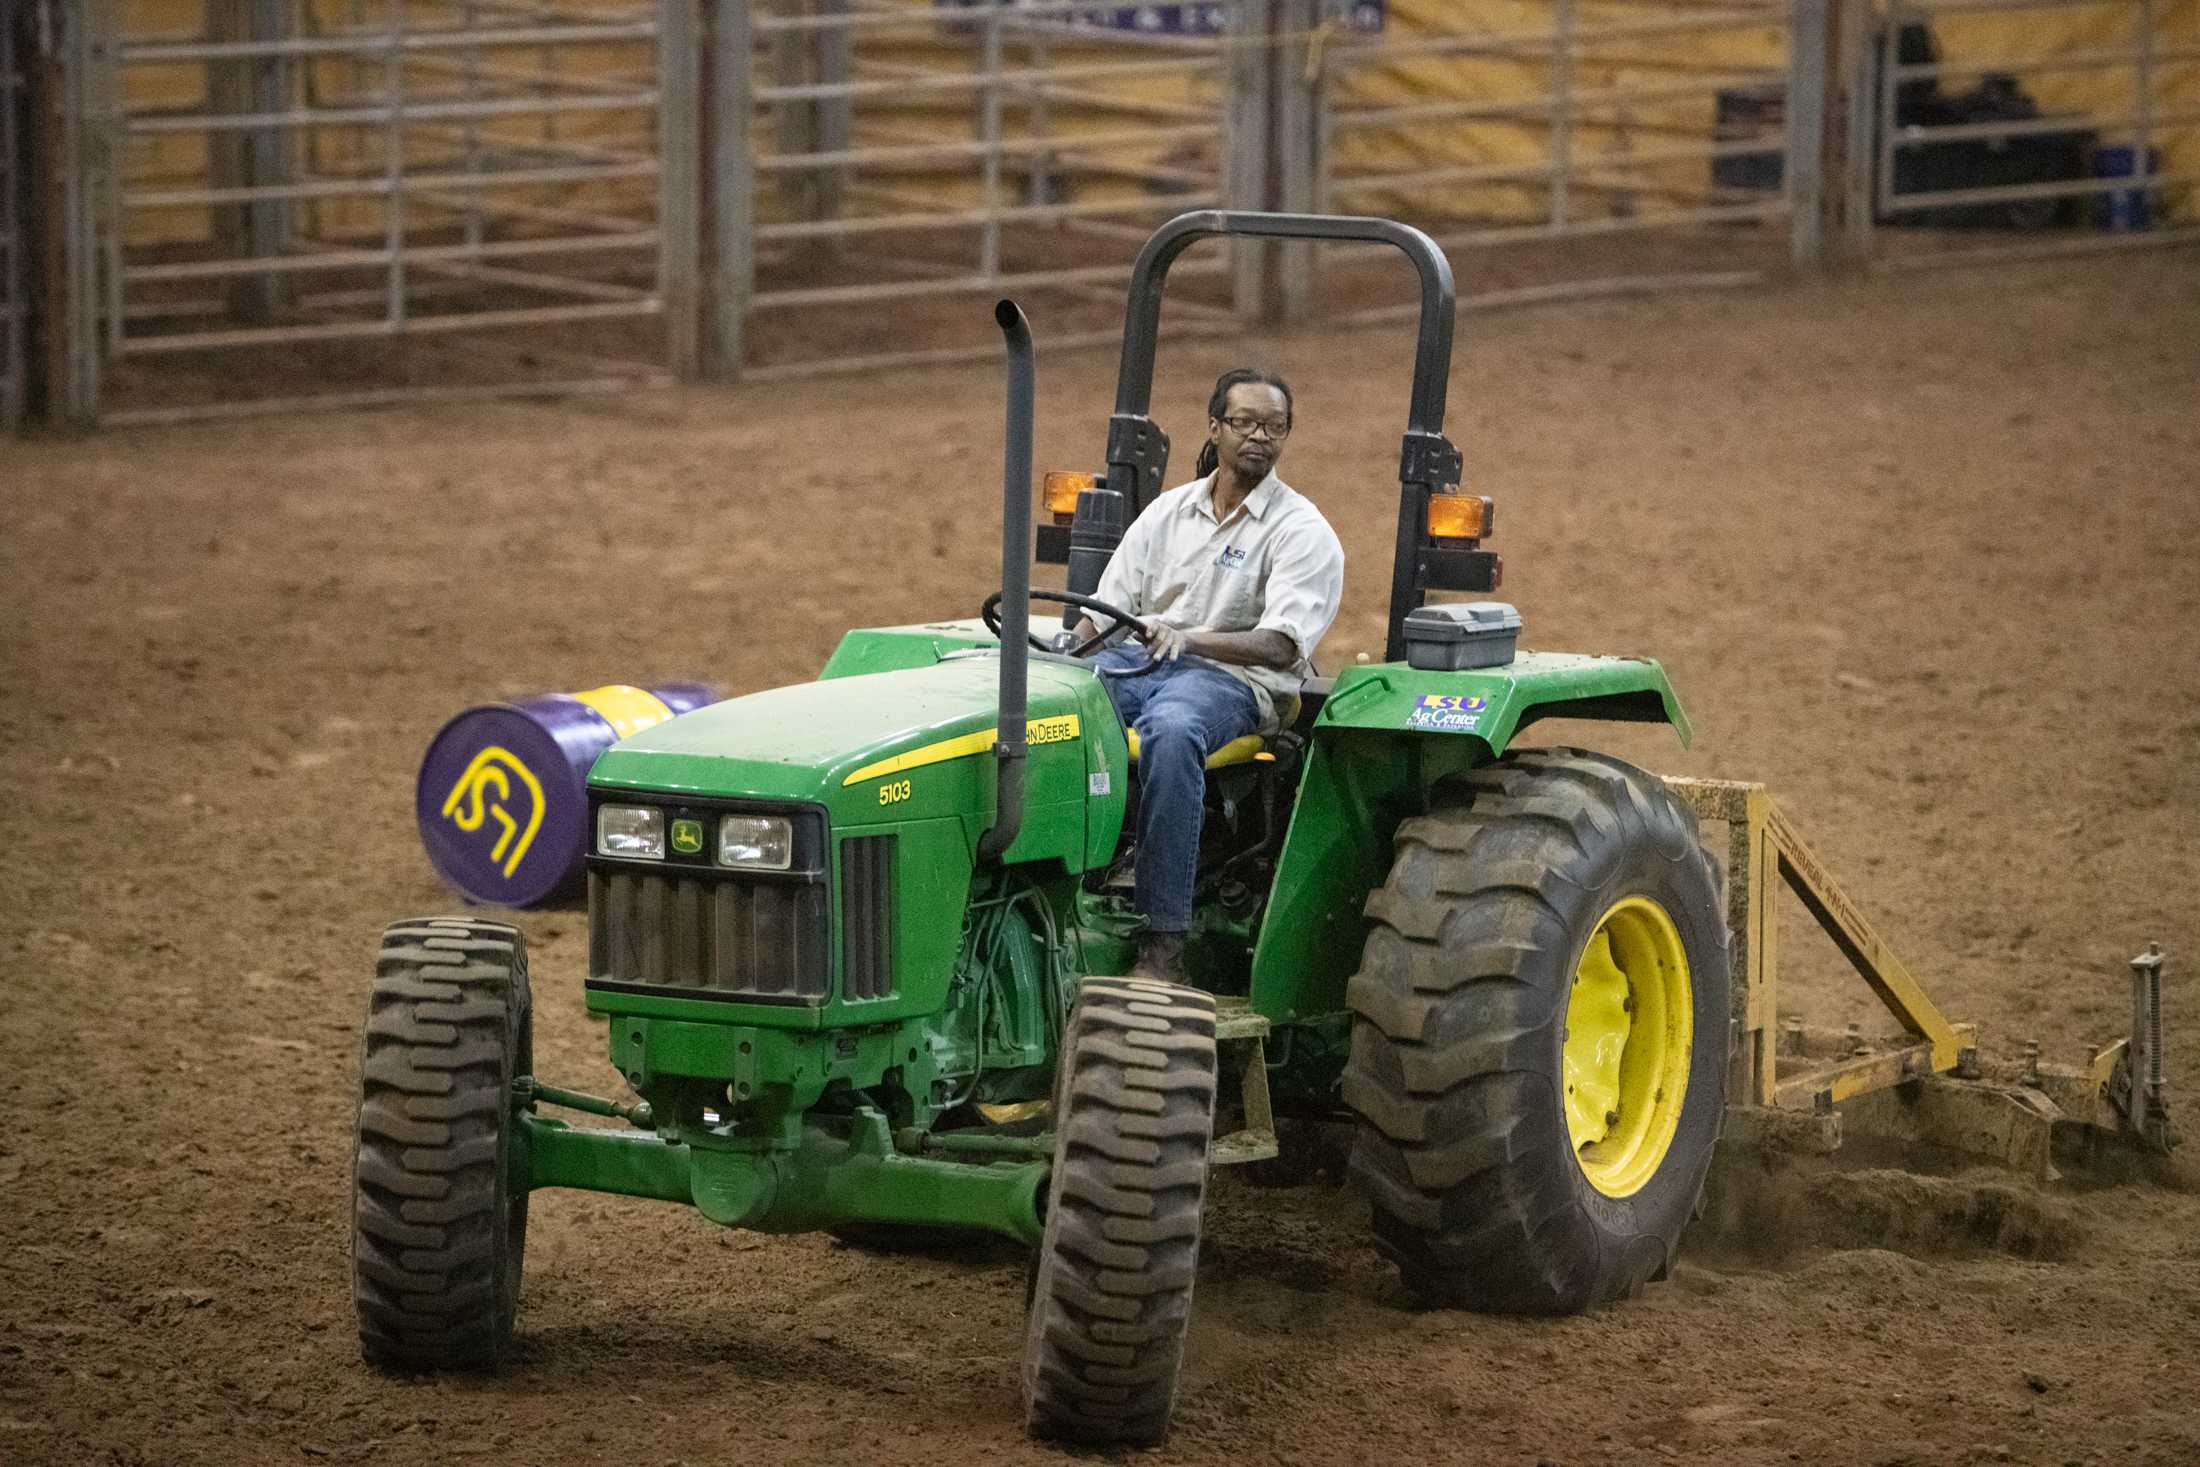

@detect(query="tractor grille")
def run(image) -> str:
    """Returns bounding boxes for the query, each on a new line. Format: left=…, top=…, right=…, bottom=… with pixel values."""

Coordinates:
left=589, top=869, right=829, bottom=1000
left=839, top=835, right=896, bottom=1000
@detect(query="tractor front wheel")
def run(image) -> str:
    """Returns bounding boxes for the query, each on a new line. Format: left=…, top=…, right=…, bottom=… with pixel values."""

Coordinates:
left=352, top=917, right=533, bottom=1369
left=1343, top=749, right=1729, bottom=1314
left=1023, top=976, right=1218, bottom=1447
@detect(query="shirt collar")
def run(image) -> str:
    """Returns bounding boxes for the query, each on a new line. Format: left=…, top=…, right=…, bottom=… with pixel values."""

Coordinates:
left=1191, top=470, right=1281, bottom=524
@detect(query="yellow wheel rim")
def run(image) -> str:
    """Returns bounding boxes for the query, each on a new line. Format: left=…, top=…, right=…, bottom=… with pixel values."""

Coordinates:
left=1562, top=896, right=1693, bottom=1199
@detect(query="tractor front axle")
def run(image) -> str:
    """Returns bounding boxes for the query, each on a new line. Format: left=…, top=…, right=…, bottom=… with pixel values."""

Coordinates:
left=515, top=1103, right=1047, bottom=1245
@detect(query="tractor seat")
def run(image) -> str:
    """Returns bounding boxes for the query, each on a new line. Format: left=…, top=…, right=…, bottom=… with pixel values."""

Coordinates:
left=1125, top=693, right=1300, bottom=771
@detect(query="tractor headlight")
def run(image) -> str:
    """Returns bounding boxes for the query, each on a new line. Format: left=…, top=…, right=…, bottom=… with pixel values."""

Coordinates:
left=717, top=814, right=793, bottom=870
left=596, top=804, right=665, bottom=859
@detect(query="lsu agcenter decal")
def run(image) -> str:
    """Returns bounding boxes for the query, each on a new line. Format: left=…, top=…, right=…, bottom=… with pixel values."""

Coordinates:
left=1406, top=693, right=1488, bottom=733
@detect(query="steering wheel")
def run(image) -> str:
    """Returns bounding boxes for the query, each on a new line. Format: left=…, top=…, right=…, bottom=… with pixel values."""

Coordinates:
left=981, top=589, right=1150, bottom=660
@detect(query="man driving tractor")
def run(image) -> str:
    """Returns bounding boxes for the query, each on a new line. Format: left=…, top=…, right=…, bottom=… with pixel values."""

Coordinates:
left=1068, top=368, right=1345, bottom=981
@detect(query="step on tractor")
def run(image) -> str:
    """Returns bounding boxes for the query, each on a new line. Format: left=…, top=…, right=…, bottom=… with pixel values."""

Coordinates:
left=353, top=212, right=1733, bottom=1446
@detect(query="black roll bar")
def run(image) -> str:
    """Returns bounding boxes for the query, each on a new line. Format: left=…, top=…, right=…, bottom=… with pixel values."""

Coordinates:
left=1064, top=210, right=1492, bottom=662
left=1111, top=211, right=1454, bottom=433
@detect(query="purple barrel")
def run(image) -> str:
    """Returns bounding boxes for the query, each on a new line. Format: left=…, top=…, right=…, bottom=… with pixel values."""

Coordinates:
left=415, top=682, right=718, bottom=908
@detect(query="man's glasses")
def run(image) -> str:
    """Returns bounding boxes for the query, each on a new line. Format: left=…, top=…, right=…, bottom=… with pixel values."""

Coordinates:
left=1219, top=414, right=1291, bottom=441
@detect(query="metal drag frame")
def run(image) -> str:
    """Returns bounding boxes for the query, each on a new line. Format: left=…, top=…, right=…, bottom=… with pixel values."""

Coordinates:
left=94, top=1, right=673, bottom=425
left=1296, top=0, right=1817, bottom=324
left=1856, top=0, right=2199, bottom=268
left=1672, top=777, right=2177, bottom=1182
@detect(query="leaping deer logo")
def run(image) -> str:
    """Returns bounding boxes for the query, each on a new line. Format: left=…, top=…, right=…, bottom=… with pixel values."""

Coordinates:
left=440, top=747, right=547, bottom=880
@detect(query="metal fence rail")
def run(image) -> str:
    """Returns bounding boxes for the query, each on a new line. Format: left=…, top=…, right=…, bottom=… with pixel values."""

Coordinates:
left=12, top=0, right=2197, bottom=430
left=92, top=0, right=671, bottom=423
left=726, top=0, right=1274, bottom=379
left=1302, top=0, right=1807, bottom=321
left=1860, top=0, right=2198, bottom=266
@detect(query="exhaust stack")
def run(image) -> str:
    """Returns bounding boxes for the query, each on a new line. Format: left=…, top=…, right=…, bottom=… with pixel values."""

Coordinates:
left=979, top=299, right=1034, bottom=862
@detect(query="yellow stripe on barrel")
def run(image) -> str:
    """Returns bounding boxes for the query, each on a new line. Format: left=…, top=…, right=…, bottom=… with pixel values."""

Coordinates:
left=571, top=684, right=676, bottom=739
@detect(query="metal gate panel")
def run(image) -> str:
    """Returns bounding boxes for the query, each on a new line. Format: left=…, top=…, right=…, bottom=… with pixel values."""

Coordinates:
left=1862, top=0, right=2199, bottom=268
left=97, top=1, right=673, bottom=424
left=1307, top=0, right=1806, bottom=319
left=735, top=0, right=1268, bottom=379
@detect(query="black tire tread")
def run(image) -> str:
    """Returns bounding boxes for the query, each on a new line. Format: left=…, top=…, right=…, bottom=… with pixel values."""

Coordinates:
left=1024, top=977, right=1217, bottom=1448
left=1342, top=748, right=1729, bottom=1315
left=352, top=916, right=530, bottom=1371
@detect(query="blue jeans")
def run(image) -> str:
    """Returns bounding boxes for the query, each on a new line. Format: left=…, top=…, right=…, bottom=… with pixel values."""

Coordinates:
left=1094, top=648, right=1260, bottom=933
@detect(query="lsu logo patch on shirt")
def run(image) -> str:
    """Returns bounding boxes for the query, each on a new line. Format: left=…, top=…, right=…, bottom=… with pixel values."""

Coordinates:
left=1214, top=544, right=1249, bottom=570
left=1406, top=693, right=1488, bottom=733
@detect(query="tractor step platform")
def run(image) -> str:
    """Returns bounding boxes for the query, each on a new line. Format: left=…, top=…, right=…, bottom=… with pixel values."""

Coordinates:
left=1211, top=996, right=1278, bottom=1165
left=1214, top=995, right=1271, bottom=1041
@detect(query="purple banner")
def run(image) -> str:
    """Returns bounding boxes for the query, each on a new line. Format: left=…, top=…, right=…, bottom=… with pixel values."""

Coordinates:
left=937, top=2, right=1383, bottom=37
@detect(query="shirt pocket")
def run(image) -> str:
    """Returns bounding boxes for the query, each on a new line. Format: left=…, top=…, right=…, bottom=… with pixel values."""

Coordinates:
left=1207, top=547, right=1267, bottom=631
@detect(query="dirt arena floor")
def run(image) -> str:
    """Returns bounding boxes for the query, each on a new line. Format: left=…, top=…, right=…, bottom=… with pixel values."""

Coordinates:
left=4, top=250, right=2199, bottom=1467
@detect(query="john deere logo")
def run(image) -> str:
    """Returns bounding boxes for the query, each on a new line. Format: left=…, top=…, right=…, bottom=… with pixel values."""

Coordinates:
left=670, top=818, right=704, bottom=855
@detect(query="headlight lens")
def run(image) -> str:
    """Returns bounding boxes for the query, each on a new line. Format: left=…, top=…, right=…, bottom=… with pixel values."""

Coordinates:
left=597, top=804, right=665, bottom=859
left=718, top=815, right=793, bottom=870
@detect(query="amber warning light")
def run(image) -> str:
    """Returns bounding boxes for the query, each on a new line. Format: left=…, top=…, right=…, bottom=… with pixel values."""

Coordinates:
left=1426, top=492, right=1494, bottom=541
left=1043, top=471, right=1099, bottom=522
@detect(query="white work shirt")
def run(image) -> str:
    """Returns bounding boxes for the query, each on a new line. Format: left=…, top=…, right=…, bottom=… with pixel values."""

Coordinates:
left=1093, top=471, right=1345, bottom=731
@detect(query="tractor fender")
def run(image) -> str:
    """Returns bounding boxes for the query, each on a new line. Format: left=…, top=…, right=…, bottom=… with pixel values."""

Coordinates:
left=1248, top=654, right=1691, bottom=1032
left=1308, top=652, right=1691, bottom=757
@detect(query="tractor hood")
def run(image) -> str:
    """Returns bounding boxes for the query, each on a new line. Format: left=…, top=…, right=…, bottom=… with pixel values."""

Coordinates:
left=587, top=654, right=1128, bottom=867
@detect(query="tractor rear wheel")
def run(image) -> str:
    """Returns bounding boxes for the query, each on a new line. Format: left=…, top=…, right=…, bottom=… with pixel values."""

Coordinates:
left=1023, top=976, right=1218, bottom=1447
left=352, top=917, right=533, bottom=1369
left=1343, top=749, right=1728, bottom=1314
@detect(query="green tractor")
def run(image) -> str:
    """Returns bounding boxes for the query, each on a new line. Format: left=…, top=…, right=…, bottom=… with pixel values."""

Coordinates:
left=352, top=212, right=1729, bottom=1445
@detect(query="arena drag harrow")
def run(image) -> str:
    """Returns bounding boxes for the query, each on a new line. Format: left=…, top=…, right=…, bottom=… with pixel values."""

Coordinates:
left=1669, top=777, right=2176, bottom=1182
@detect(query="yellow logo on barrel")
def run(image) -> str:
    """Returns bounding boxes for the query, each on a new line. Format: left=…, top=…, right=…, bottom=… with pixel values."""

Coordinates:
left=441, top=746, right=547, bottom=879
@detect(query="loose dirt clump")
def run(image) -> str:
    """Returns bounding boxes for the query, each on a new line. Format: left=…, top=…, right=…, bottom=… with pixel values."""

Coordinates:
left=1701, top=1157, right=2087, bottom=1264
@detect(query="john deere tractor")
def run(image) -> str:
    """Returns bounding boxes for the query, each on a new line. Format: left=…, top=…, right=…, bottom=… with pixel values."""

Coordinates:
left=352, top=212, right=1728, bottom=1445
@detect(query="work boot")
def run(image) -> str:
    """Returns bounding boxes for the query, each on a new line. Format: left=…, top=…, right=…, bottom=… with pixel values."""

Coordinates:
left=1134, top=931, right=1188, bottom=984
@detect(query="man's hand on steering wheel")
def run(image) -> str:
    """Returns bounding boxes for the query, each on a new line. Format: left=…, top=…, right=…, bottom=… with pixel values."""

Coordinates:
left=1069, top=612, right=1194, bottom=663
left=1141, top=623, right=1194, bottom=663
left=980, top=589, right=1149, bottom=659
